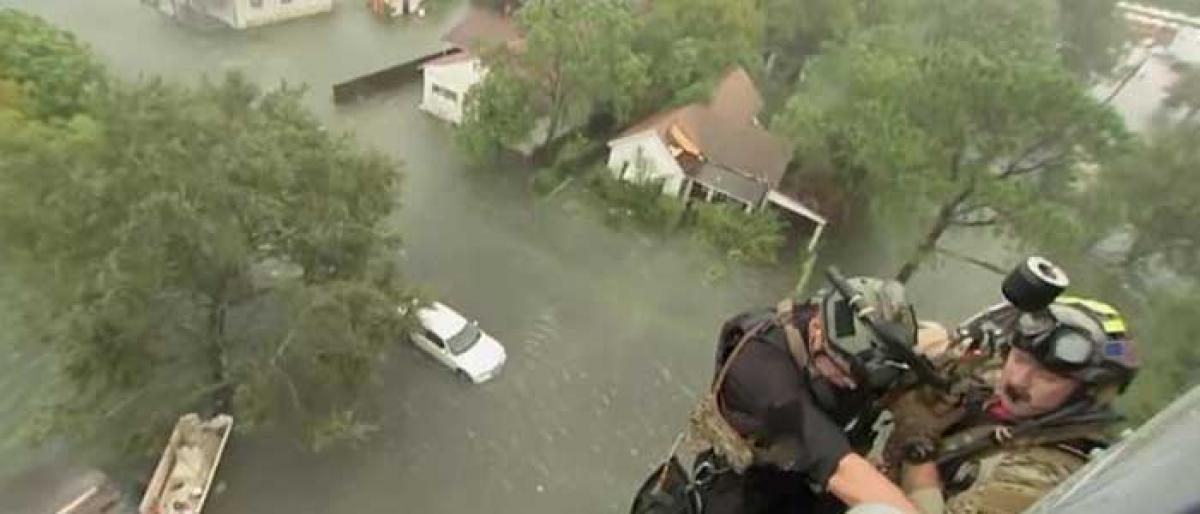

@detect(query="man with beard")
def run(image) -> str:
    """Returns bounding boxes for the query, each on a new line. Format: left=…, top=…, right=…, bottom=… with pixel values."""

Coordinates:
left=892, top=296, right=1139, bottom=514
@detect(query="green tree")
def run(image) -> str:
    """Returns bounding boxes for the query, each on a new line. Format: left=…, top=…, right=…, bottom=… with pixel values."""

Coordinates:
left=1056, top=0, right=1127, bottom=81
left=515, top=0, right=648, bottom=146
left=0, top=9, right=106, bottom=120
left=457, top=64, right=538, bottom=164
left=1164, top=64, right=1200, bottom=122
left=0, top=73, right=412, bottom=458
left=1121, top=286, right=1200, bottom=422
left=637, top=0, right=764, bottom=107
left=761, top=0, right=863, bottom=84
left=1097, top=120, right=1200, bottom=277
left=774, top=0, right=1126, bottom=283
left=458, top=0, right=648, bottom=158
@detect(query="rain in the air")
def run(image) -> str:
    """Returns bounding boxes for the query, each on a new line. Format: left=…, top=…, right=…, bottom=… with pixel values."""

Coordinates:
left=1, top=0, right=1197, bottom=513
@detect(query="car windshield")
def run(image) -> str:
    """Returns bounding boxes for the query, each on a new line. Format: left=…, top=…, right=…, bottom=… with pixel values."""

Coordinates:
left=446, top=321, right=482, bottom=355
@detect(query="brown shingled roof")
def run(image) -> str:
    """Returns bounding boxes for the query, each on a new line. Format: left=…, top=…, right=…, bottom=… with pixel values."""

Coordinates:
left=443, top=8, right=522, bottom=54
left=708, top=67, right=763, bottom=123
left=614, top=67, right=792, bottom=190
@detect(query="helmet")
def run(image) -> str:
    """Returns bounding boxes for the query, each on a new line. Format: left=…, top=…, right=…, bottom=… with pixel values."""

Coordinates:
left=818, top=277, right=918, bottom=392
left=820, top=277, right=918, bottom=358
left=1012, top=297, right=1138, bottom=393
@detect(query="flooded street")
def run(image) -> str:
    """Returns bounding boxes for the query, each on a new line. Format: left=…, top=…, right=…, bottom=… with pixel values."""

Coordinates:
left=0, top=1, right=1009, bottom=512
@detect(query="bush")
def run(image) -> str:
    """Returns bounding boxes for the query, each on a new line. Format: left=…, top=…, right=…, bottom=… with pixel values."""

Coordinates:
left=585, top=167, right=684, bottom=233
left=531, top=135, right=598, bottom=197
left=531, top=166, right=566, bottom=196
left=692, top=203, right=786, bottom=265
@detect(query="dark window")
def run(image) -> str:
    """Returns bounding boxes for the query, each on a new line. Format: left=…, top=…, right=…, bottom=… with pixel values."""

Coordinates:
left=423, top=329, right=445, bottom=349
left=432, top=84, right=458, bottom=103
left=250, top=0, right=264, bottom=8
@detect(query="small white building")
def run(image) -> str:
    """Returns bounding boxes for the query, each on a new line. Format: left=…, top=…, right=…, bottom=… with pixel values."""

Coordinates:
left=213, top=0, right=332, bottom=29
left=420, top=8, right=520, bottom=125
left=419, top=51, right=481, bottom=125
left=147, top=0, right=333, bottom=29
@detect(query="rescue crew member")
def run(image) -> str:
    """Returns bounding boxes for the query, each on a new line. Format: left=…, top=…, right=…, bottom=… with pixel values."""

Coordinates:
left=892, top=296, right=1138, bottom=513
left=692, top=277, right=923, bottom=514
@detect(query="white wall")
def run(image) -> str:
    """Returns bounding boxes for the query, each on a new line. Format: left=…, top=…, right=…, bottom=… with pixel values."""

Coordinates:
left=606, top=132, right=686, bottom=197
left=420, top=59, right=484, bottom=125
left=218, top=0, right=332, bottom=29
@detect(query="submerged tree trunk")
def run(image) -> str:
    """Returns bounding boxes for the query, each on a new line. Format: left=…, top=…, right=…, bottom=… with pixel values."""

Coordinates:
left=542, top=82, right=565, bottom=150
left=895, top=185, right=974, bottom=284
left=207, top=278, right=234, bottom=413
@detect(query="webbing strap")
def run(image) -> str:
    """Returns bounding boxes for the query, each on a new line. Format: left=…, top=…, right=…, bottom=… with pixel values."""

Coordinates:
left=777, top=298, right=809, bottom=368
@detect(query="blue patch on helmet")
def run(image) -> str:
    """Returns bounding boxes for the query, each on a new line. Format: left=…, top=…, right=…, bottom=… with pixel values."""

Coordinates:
left=1104, top=340, right=1127, bottom=357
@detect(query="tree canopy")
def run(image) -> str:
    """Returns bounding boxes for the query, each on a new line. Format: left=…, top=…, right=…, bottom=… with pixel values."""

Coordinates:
left=1164, top=64, right=1200, bottom=122
left=0, top=9, right=105, bottom=120
left=1098, top=120, right=1200, bottom=278
left=458, top=0, right=768, bottom=161
left=1055, top=0, right=1127, bottom=81
left=0, top=25, right=412, bottom=457
left=638, top=0, right=764, bottom=107
left=458, top=0, right=647, bottom=159
left=760, top=0, right=863, bottom=85
left=457, top=63, right=539, bottom=163
left=774, top=0, right=1127, bottom=282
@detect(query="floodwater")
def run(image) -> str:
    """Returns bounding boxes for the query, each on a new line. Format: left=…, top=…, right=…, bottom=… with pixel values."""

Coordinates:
left=0, top=1, right=1009, bottom=512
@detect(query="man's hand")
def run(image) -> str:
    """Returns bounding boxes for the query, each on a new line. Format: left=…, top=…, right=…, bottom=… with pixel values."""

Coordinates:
left=880, top=385, right=967, bottom=475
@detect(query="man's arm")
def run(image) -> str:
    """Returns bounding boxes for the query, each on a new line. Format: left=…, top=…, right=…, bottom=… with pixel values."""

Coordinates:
left=901, top=446, right=1088, bottom=514
left=827, top=453, right=919, bottom=513
left=901, top=462, right=945, bottom=514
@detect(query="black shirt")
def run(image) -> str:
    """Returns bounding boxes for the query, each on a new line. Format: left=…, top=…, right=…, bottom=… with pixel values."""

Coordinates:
left=715, top=305, right=853, bottom=488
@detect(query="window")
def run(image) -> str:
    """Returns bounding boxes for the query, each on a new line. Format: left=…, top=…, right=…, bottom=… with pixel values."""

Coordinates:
left=423, top=329, right=445, bottom=349
left=432, top=84, right=458, bottom=103
left=282, top=0, right=292, bottom=4
left=446, top=322, right=482, bottom=355
left=250, top=0, right=263, bottom=8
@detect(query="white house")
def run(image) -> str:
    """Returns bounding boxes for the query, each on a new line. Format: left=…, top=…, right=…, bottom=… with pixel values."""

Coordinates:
left=147, top=0, right=332, bottom=29
left=607, top=67, right=828, bottom=249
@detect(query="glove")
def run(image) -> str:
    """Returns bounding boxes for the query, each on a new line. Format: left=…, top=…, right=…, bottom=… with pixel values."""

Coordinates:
left=879, top=385, right=967, bottom=476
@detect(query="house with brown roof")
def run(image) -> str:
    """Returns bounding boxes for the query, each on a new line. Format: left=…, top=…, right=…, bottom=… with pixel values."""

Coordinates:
left=419, top=7, right=520, bottom=124
left=606, top=68, right=827, bottom=242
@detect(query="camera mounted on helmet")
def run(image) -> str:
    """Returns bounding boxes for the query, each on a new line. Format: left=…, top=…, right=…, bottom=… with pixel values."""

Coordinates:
left=1000, top=257, right=1139, bottom=393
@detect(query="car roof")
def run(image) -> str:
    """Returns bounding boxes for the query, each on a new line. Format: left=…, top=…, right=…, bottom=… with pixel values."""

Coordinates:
left=417, top=302, right=468, bottom=339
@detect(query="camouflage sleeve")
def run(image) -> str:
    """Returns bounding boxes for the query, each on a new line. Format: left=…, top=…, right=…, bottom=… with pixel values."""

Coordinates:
left=909, top=486, right=945, bottom=514
left=945, top=447, right=1087, bottom=514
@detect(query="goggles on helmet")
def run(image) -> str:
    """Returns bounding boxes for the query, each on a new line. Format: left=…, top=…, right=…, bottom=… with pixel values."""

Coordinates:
left=1012, top=312, right=1097, bottom=373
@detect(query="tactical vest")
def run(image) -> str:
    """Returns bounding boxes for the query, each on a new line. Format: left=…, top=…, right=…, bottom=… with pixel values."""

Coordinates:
left=938, top=417, right=1111, bottom=505
left=688, top=300, right=870, bottom=473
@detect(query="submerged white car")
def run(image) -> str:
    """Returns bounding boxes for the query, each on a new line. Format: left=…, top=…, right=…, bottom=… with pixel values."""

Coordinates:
left=404, top=301, right=506, bottom=383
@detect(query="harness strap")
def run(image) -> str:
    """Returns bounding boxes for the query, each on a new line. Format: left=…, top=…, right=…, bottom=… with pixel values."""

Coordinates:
left=711, top=320, right=771, bottom=395
left=939, top=418, right=1113, bottom=465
